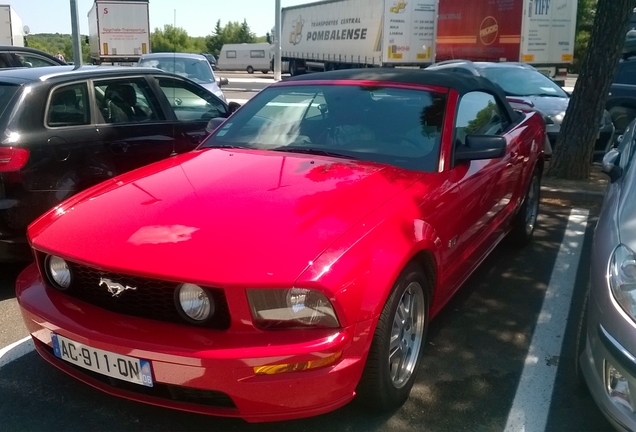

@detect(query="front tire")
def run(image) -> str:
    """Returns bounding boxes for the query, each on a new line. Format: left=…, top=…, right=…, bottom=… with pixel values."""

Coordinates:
left=509, top=169, right=541, bottom=246
left=246, top=66, right=254, bottom=74
left=356, top=262, right=429, bottom=411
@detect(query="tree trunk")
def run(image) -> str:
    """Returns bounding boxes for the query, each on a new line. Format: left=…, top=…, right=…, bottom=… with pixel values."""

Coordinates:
left=547, top=0, right=636, bottom=179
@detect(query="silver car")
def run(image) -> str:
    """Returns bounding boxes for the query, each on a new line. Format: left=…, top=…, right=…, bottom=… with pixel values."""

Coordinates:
left=427, top=60, right=615, bottom=159
left=579, top=118, right=636, bottom=430
left=138, top=53, right=228, bottom=102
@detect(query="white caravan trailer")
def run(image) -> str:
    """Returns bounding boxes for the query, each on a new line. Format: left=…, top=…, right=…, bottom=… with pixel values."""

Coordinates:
left=217, top=43, right=272, bottom=74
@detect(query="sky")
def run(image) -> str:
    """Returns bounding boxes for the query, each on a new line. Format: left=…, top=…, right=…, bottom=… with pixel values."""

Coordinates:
left=12, top=0, right=310, bottom=38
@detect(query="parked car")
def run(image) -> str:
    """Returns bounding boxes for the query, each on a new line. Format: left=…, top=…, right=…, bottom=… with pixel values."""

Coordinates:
left=606, top=56, right=636, bottom=140
left=427, top=60, right=615, bottom=159
left=578, top=117, right=636, bottom=431
left=0, top=45, right=66, bottom=68
left=0, top=65, right=235, bottom=262
left=138, top=53, right=228, bottom=102
left=201, top=53, right=217, bottom=70
left=17, top=69, right=545, bottom=422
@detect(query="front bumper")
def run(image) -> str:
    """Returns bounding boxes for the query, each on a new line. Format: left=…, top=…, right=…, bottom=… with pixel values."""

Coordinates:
left=16, top=264, right=371, bottom=422
left=545, top=122, right=615, bottom=157
left=581, top=272, right=636, bottom=431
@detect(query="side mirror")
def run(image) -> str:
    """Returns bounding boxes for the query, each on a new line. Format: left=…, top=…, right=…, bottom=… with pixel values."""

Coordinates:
left=218, top=77, right=229, bottom=86
left=602, top=148, right=623, bottom=182
left=228, top=101, right=241, bottom=113
left=206, top=117, right=226, bottom=134
left=455, top=135, right=506, bottom=162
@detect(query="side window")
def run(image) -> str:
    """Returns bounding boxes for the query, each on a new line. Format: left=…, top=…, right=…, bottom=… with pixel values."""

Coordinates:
left=250, top=50, right=265, bottom=58
left=94, top=78, right=161, bottom=124
left=226, top=50, right=237, bottom=59
left=455, top=92, right=507, bottom=146
left=616, top=63, right=636, bottom=85
left=47, top=83, right=90, bottom=128
left=157, top=77, right=227, bottom=121
left=13, top=53, right=58, bottom=68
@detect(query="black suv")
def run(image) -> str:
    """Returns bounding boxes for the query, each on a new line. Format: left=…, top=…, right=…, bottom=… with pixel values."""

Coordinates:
left=0, top=66, right=233, bottom=261
left=0, top=45, right=66, bottom=68
left=427, top=60, right=615, bottom=158
left=607, top=57, right=636, bottom=137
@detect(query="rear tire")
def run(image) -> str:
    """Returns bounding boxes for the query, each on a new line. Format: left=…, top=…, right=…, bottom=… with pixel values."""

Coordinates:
left=509, top=169, right=541, bottom=246
left=356, top=262, right=429, bottom=411
left=247, top=66, right=254, bottom=74
left=289, top=60, right=297, bottom=76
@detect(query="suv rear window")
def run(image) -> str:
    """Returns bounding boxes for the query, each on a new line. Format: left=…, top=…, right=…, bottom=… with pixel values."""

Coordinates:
left=0, top=84, right=20, bottom=120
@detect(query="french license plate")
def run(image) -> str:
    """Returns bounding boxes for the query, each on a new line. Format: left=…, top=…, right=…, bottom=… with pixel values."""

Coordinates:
left=51, top=333, right=153, bottom=387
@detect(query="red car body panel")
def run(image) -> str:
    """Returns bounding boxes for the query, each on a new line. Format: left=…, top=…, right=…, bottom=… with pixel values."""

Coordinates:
left=17, top=75, right=546, bottom=422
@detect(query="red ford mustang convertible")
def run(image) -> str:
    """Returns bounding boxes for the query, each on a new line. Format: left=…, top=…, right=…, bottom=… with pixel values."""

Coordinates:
left=17, top=69, right=545, bottom=422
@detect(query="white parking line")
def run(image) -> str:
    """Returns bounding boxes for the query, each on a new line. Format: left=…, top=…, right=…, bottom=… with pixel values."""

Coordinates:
left=504, top=208, right=589, bottom=432
left=0, top=336, right=34, bottom=368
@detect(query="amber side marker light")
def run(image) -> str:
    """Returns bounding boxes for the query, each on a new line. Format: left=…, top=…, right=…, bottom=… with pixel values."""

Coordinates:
left=253, top=351, right=343, bottom=375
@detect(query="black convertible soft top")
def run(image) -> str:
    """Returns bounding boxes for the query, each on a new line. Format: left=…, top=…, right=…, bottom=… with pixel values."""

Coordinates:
left=281, top=68, right=519, bottom=121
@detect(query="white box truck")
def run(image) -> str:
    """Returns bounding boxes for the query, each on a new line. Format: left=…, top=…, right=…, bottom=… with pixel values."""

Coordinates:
left=0, top=5, right=24, bottom=47
left=281, top=0, right=438, bottom=75
left=88, top=0, right=150, bottom=65
left=217, top=43, right=273, bottom=74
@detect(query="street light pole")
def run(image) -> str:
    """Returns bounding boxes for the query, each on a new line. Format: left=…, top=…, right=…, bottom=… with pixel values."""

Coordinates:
left=70, top=0, right=82, bottom=68
left=274, top=0, right=282, bottom=81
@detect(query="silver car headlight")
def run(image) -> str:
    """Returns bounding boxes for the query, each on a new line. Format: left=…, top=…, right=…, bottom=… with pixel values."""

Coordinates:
left=175, top=283, right=214, bottom=323
left=553, top=112, right=565, bottom=123
left=46, top=255, right=72, bottom=290
left=609, top=244, right=636, bottom=321
left=247, top=288, right=339, bottom=329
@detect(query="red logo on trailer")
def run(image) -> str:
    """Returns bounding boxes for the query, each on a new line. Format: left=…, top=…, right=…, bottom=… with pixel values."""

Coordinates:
left=479, top=16, right=498, bottom=45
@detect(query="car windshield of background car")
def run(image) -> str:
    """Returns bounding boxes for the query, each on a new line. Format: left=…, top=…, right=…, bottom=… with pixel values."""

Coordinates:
left=140, top=58, right=215, bottom=84
left=202, top=84, right=447, bottom=172
left=480, top=67, right=568, bottom=98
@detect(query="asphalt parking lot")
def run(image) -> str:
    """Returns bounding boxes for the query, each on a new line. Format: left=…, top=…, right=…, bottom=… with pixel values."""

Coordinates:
left=0, top=193, right=613, bottom=431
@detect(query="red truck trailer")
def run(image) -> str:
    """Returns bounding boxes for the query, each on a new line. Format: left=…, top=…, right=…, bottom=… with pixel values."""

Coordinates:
left=436, top=0, right=577, bottom=82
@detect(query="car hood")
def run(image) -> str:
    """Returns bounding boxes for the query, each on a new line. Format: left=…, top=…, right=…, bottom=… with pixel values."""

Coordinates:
left=510, top=95, right=569, bottom=117
left=29, top=149, right=422, bottom=286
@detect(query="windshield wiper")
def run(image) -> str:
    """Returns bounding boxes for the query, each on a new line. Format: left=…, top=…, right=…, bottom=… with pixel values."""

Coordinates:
left=273, top=147, right=357, bottom=159
left=201, top=144, right=243, bottom=149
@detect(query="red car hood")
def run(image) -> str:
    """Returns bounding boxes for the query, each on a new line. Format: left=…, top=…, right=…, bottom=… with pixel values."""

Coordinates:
left=29, top=149, right=423, bottom=286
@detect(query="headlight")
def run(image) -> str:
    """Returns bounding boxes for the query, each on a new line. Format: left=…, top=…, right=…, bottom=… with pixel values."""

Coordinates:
left=553, top=112, right=565, bottom=123
left=247, top=288, right=339, bottom=329
left=542, top=114, right=554, bottom=125
left=609, top=244, right=636, bottom=321
left=46, top=255, right=72, bottom=290
left=175, top=283, right=214, bottom=323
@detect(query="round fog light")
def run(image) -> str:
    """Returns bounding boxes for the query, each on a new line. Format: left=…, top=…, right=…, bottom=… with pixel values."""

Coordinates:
left=47, top=255, right=71, bottom=290
left=176, top=283, right=214, bottom=323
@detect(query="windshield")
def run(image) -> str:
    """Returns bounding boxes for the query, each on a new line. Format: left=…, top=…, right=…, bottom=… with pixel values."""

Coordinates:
left=479, top=67, right=568, bottom=98
left=202, top=84, right=447, bottom=172
left=139, top=57, right=215, bottom=84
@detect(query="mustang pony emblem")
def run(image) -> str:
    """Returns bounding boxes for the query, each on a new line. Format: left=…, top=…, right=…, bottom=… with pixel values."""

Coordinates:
left=99, top=278, right=137, bottom=297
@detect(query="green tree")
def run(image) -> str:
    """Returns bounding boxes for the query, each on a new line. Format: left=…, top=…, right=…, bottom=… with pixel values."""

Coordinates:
left=151, top=25, right=192, bottom=52
left=572, top=0, right=597, bottom=73
left=548, top=0, right=636, bottom=179
left=238, top=19, right=256, bottom=43
left=205, top=20, right=258, bottom=57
